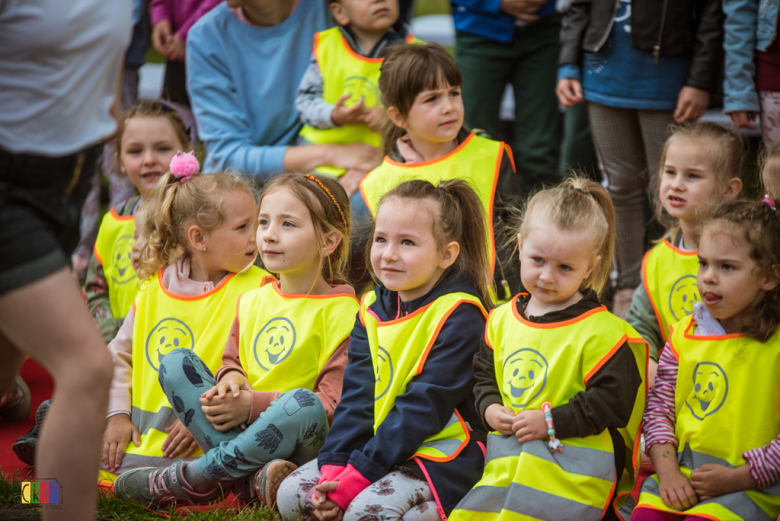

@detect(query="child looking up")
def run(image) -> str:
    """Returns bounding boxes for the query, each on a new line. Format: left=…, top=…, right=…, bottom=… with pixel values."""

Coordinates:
left=450, top=178, right=648, bottom=521
left=278, top=179, right=493, bottom=520
left=635, top=198, right=780, bottom=520
left=627, top=122, right=743, bottom=384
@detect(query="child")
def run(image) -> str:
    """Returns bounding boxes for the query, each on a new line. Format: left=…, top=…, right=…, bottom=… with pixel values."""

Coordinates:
left=276, top=179, right=492, bottom=520
left=761, top=138, right=780, bottom=199
left=100, top=159, right=271, bottom=480
left=357, top=42, right=524, bottom=299
left=627, top=123, right=743, bottom=384
left=113, top=173, right=359, bottom=508
left=450, top=178, right=648, bottom=521
left=296, top=0, right=415, bottom=190
left=634, top=198, right=780, bottom=520
left=86, top=101, right=191, bottom=342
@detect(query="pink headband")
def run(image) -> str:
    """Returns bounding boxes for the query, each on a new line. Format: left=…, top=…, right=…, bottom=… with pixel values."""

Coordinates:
left=169, top=150, right=200, bottom=183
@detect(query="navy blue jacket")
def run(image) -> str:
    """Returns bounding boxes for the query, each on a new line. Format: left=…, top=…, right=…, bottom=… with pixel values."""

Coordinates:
left=318, top=274, right=487, bottom=514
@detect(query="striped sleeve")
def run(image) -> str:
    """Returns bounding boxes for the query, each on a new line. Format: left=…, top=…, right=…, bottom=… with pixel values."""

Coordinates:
left=642, top=343, right=679, bottom=450
left=744, top=438, right=780, bottom=489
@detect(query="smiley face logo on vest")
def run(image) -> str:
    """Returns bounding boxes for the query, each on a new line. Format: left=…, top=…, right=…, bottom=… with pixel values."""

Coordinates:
left=110, top=235, right=136, bottom=285
left=685, top=362, right=728, bottom=420
left=342, top=76, right=380, bottom=109
left=374, top=346, right=394, bottom=402
left=669, top=275, right=700, bottom=321
left=145, top=318, right=195, bottom=372
left=502, top=348, right=549, bottom=408
left=253, top=317, right=296, bottom=372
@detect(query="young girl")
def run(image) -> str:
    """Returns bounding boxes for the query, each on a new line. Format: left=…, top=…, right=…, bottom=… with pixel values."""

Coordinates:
left=356, top=42, right=524, bottom=300
left=113, top=173, right=359, bottom=508
left=100, top=159, right=271, bottom=480
left=627, top=123, right=743, bottom=384
left=634, top=198, right=780, bottom=520
left=86, top=101, right=190, bottom=342
left=277, top=179, right=492, bottom=520
left=450, top=178, right=648, bottom=521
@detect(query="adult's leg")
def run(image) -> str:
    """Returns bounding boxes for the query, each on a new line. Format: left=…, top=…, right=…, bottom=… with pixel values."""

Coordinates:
left=511, top=15, right=563, bottom=193
left=0, top=269, right=114, bottom=521
left=562, top=103, right=600, bottom=181
left=342, top=470, right=439, bottom=521
left=276, top=458, right=322, bottom=519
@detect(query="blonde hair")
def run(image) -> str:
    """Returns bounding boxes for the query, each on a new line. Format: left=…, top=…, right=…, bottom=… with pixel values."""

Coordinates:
left=515, top=176, right=616, bottom=295
left=760, top=139, right=780, bottom=199
left=137, top=172, right=255, bottom=281
left=116, top=101, right=190, bottom=161
left=651, top=122, right=744, bottom=238
left=257, top=173, right=352, bottom=285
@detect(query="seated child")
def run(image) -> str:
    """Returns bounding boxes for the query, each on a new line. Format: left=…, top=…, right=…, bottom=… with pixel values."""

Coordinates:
left=450, top=178, right=648, bottom=521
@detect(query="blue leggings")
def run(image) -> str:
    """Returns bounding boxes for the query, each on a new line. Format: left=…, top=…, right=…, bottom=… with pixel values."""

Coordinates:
left=159, top=348, right=328, bottom=484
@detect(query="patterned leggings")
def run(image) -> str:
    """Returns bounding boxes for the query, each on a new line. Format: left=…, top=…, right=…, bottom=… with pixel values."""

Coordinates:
left=277, top=459, right=440, bottom=521
left=158, top=349, right=328, bottom=484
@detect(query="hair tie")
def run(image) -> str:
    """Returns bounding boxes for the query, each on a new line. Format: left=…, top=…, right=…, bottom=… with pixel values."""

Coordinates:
left=169, top=150, right=200, bottom=183
left=763, top=195, right=776, bottom=210
left=574, top=188, right=585, bottom=194
left=305, top=174, right=348, bottom=229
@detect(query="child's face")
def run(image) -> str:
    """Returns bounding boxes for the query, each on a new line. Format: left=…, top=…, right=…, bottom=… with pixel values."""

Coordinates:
left=330, top=0, right=399, bottom=33
left=397, top=81, right=464, bottom=146
left=118, top=116, right=185, bottom=197
left=198, top=190, right=257, bottom=274
left=697, top=225, right=776, bottom=331
left=371, top=197, right=458, bottom=301
left=257, top=187, right=326, bottom=277
left=518, top=222, right=600, bottom=308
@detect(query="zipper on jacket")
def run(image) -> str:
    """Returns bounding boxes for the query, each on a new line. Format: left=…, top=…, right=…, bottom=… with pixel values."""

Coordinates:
left=593, top=0, right=622, bottom=53
left=653, top=0, right=670, bottom=63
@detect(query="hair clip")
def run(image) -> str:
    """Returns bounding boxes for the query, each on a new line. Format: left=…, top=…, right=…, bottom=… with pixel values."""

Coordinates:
left=305, top=174, right=348, bottom=229
left=169, top=151, right=200, bottom=183
left=763, top=195, right=776, bottom=210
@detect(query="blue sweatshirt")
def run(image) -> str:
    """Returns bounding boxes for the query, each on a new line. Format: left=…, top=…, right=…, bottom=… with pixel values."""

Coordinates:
left=186, top=1, right=331, bottom=178
left=318, top=274, right=487, bottom=514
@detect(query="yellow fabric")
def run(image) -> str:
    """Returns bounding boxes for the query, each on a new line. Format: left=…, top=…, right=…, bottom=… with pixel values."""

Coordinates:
left=94, top=208, right=138, bottom=319
left=451, top=299, right=648, bottom=520
left=126, top=266, right=269, bottom=461
left=361, top=290, right=486, bottom=462
left=642, top=239, right=701, bottom=341
left=637, top=316, right=780, bottom=520
left=237, top=281, right=359, bottom=393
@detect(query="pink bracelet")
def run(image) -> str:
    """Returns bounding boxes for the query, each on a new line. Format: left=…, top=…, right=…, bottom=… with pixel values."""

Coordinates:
left=542, top=402, right=563, bottom=453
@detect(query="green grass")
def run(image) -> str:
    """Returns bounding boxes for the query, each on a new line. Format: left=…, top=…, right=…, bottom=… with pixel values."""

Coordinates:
left=415, top=0, right=451, bottom=17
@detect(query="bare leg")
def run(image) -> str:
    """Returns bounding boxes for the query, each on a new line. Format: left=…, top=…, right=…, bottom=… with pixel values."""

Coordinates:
left=0, top=268, right=113, bottom=521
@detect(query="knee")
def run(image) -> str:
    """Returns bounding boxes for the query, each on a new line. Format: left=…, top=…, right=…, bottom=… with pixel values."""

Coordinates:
left=280, top=389, right=327, bottom=423
left=276, top=474, right=304, bottom=518
left=159, top=348, right=189, bottom=373
left=81, top=343, right=114, bottom=391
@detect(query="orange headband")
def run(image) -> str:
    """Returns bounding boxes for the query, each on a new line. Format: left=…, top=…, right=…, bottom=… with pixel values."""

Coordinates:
left=305, top=174, right=348, bottom=229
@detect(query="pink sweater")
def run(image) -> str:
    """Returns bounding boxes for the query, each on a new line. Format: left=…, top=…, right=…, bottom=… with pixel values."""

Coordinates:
left=148, top=0, right=221, bottom=43
left=643, top=304, right=780, bottom=489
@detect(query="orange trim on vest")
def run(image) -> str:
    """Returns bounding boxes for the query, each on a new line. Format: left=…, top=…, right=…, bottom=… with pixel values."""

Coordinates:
left=662, top=238, right=698, bottom=257
left=109, top=207, right=135, bottom=222
left=511, top=298, right=608, bottom=329
left=485, top=144, right=502, bottom=272
left=260, top=275, right=276, bottom=287
left=382, top=133, right=476, bottom=169
left=312, top=31, right=321, bottom=58
left=632, top=504, right=720, bottom=521
left=503, top=143, right=516, bottom=173
left=584, top=334, right=629, bottom=384
left=484, top=308, right=497, bottom=350
left=681, top=316, right=742, bottom=341
left=235, top=293, right=243, bottom=328
left=412, top=408, right=471, bottom=463
left=376, top=301, right=435, bottom=327
left=157, top=270, right=236, bottom=301
left=93, top=242, right=103, bottom=266
left=270, top=280, right=359, bottom=302
left=338, top=32, right=383, bottom=64
left=642, top=249, right=666, bottom=340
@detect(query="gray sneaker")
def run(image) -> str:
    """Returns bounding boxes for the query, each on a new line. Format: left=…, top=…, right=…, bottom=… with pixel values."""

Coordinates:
left=12, top=399, right=49, bottom=466
left=113, top=462, right=222, bottom=508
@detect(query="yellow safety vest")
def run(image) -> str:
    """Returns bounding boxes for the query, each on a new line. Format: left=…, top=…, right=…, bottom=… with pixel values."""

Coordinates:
left=450, top=298, right=648, bottom=521
left=637, top=316, right=780, bottom=521
left=359, top=133, right=505, bottom=279
left=361, top=290, right=487, bottom=462
left=299, top=27, right=420, bottom=177
left=237, top=280, right=359, bottom=393
left=105, top=266, right=270, bottom=479
left=642, top=238, right=700, bottom=341
left=94, top=206, right=139, bottom=320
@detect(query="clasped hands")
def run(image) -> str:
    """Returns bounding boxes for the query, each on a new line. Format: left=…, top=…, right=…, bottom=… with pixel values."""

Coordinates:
left=200, top=370, right=253, bottom=432
left=485, top=404, right=549, bottom=443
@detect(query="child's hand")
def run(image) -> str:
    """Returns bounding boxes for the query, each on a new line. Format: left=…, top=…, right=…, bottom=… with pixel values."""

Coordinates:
left=152, top=20, right=173, bottom=56
left=556, top=78, right=583, bottom=107
left=166, top=33, right=186, bottom=62
left=102, top=414, right=140, bottom=472
left=200, top=390, right=251, bottom=431
left=658, top=469, right=699, bottom=511
left=512, top=409, right=548, bottom=444
left=484, top=404, right=515, bottom=436
left=203, top=371, right=250, bottom=401
left=690, top=463, right=757, bottom=502
left=338, top=169, right=367, bottom=197
left=332, top=94, right=367, bottom=126
left=361, top=106, right=384, bottom=133
left=312, top=481, right=343, bottom=521
left=162, top=418, right=199, bottom=459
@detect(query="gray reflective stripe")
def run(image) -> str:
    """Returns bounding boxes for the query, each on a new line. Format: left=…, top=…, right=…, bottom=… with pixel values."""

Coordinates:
left=679, top=444, right=780, bottom=494
left=641, top=474, right=772, bottom=521
left=455, top=483, right=604, bottom=521
left=131, top=406, right=177, bottom=435
left=99, top=453, right=199, bottom=476
left=485, top=434, right=616, bottom=481
left=417, top=413, right=462, bottom=456
left=618, top=493, right=636, bottom=520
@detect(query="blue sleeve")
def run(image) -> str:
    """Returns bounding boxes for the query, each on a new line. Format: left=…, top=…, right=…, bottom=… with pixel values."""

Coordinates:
left=318, top=313, right=376, bottom=467
left=186, top=22, right=287, bottom=178
left=347, top=304, right=486, bottom=482
left=451, top=0, right=503, bottom=15
left=722, top=0, right=760, bottom=113
left=558, top=64, right=582, bottom=82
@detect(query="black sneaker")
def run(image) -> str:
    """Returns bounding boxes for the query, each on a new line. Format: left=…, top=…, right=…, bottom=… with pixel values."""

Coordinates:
left=12, top=400, right=50, bottom=466
left=0, top=376, right=31, bottom=422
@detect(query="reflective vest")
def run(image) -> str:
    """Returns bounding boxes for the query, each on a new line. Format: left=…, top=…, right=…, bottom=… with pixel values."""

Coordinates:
left=94, top=206, right=139, bottom=320
left=361, top=290, right=487, bottom=462
left=450, top=298, right=648, bottom=521
left=636, top=316, right=780, bottom=521
left=119, top=266, right=270, bottom=473
left=359, top=133, right=504, bottom=279
left=299, top=27, right=419, bottom=177
left=237, top=280, right=359, bottom=393
left=642, top=239, right=700, bottom=341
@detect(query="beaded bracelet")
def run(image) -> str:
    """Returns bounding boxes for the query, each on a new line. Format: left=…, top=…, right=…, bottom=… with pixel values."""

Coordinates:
left=542, top=402, right=563, bottom=453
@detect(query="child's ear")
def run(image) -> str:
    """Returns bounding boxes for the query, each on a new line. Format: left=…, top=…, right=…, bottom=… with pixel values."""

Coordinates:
left=761, top=264, right=780, bottom=293
left=387, top=106, right=406, bottom=130
left=329, top=2, right=350, bottom=26
left=722, top=177, right=743, bottom=200
left=517, top=233, right=523, bottom=256
left=438, top=241, right=460, bottom=270
left=322, top=230, right=342, bottom=257
left=584, top=255, right=602, bottom=279
left=187, top=225, right=206, bottom=253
